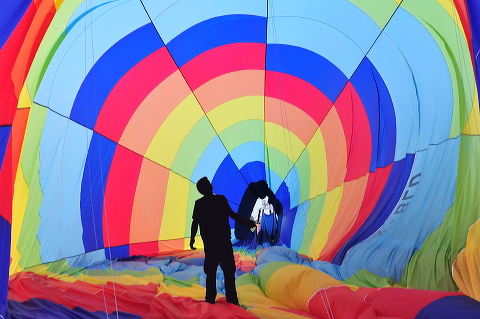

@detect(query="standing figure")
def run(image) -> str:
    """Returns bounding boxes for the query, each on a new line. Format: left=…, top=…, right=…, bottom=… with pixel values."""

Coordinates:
left=190, top=177, right=256, bottom=305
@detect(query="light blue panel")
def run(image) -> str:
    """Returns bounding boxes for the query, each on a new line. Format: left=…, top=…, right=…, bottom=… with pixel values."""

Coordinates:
left=290, top=201, right=310, bottom=251
left=35, top=0, right=150, bottom=116
left=66, top=249, right=108, bottom=268
left=38, top=111, right=93, bottom=263
left=341, top=138, right=460, bottom=280
left=266, top=169, right=284, bottom=194
left=284, top=165, right=300, bottom=209
left=229, top=141, right=264, bottom=168
left=383, top=8, right=453, bottom=149
left=266, top=0, right=381, bottom=77
left=191, top=136, right=228, bottom=183
left=143, top=0, right=267, bottom=44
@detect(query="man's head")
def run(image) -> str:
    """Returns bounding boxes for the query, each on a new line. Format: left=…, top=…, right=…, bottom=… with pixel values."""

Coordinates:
left=197, top=177, right=213, bottom=195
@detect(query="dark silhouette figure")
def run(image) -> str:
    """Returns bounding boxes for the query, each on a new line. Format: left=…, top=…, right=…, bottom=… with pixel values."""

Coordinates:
left=190, top=177, right=256, bottom=305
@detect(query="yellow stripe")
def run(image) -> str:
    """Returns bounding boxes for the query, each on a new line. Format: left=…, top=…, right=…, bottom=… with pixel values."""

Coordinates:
left=307, top=129, right=328, bottom=198
left=145, top=94, right=203, bottom=168
left=309, top=185, right=343, bottom=257
left=265, top=122, right=305, bottom=163
left=18, top=84, right=32, bottom=109
left=159, top=172, right=190, bottom=240
left=207, top=96, right=264, bottom=133
left=10, top=165, right=29, bottom=274
left=463, top=86, right=480, bottom=135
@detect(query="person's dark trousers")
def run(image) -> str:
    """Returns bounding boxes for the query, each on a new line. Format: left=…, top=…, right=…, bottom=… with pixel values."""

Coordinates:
left=204, top=244, right=239, bottom=305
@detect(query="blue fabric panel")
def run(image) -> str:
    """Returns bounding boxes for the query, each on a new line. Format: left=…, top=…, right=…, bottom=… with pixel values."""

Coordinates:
left=167, top=14, right=266, bottom=67
left=239, top=161, right=266, bottom=188
left=0, top=217, right=10, bottom=319
left=0, top=0, right=30, bottom=49
left=415, top=295, right=480, bottom=319
left=105, top=245, right=130, bottom=260
left=266, top=44, right=348, bottom=103
left=8, top=298, right=140, bottom=319
left=280, top=206, right=297, bottom=248
left=467, top=0, right=480, bottom=104
left=332, top=154, right=414, bottom=264
left=80, top=133, right=116, bottom=253
left=350, top=58, right=396, bottom=170
left=0, top=126, right=11, bottom=170
left=70, top=23, right=163, bottom=129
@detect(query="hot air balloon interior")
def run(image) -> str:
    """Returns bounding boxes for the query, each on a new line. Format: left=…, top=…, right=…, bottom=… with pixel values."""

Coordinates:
left=2, top=0, right=480, bottom=318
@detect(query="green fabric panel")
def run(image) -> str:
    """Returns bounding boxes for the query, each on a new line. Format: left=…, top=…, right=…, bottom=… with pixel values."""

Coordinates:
left=293, top=149, right=311, bottom=206
left=401, top=135, right=480, bottom=290
left=401, top=0, right=475, bottom=138
left=298, top=195, right=326, bottom=256
left=172, top=116, right=217, bottom=177
left=164, top=275, right=197, bottom=287
left=17, top=104, right=48, bottom=270
left=236, top=273, right=259, bottom=287
left=265, top=146, right=294, bottom=180
left=348, top=0, right=398, bottom=29
left=218, top=119, right=264, bottom=152
left=342, top=269, right=397, bottom=288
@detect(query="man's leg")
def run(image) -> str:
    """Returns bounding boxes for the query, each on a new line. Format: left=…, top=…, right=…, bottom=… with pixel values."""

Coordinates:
left=220, top=246, right=239, bottom=305
left=204, top=251, right=219, bottom=304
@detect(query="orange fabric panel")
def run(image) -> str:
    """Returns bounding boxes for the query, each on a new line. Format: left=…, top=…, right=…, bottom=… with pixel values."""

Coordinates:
left=130, top=158, right=170, bottom=244
left=265, top=97, right=318, bottom=145
left=319, top=175, right=368, bottom=259
left=194, top=70, right=265, bottom=113
left=320, top=107, right=347, bottom=191
left=119, top=70, right=192, bottom=155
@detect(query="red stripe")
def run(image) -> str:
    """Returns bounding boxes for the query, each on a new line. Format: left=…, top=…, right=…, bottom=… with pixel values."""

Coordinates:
left=334, top=82, right=372, bottom=182
left=95, top=47, right=178, bottom=142
left=103, top=146, right=142, bottom=247
left=181, top=42, right=265, bottom=91
left=265, top=70, right=332, bottom=125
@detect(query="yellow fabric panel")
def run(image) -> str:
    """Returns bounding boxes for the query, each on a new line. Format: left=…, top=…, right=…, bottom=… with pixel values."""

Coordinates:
left=265, top=122, right=305, bottom=163
left=309, top=185, right=344, bottom=258
left=237, top=284, right=286, bottom=309
left=158, top=283, right=207, bottom=300
left=452, top=219, right=480, bottom=300
left=145, top=94, right=203, bottom=168
left=306, top=128, right=327, bottom=198
left=207, top=96, right=264, bottom=133
left=159, top=172, right=190, bottom=240
left=10, top=160, right=29, bottom=274
left=74, top=269, right=164, bottom=286
left=18, top=84, right=32, bottom=109
left=264, top=264, right=343, bottom=311
left=463, top=88, right=480, bottom=135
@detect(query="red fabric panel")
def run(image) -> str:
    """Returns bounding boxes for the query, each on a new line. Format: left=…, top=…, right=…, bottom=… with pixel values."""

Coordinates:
left=95, top=47, right=178, bottom=142
left=181, top=42, right=265, bottom=91
left=103, top=145, right=143, bottom=247
left=265, top=71, right=332, bottom=125
left=9, top=272, right=257, bottom=319
left=308, top=286, right=377, bottom=319
left=334, top=82, right=372, bottom=182
left=321, top=164, right=392, bottom=261
left=355, top=287, right=464, bottom=319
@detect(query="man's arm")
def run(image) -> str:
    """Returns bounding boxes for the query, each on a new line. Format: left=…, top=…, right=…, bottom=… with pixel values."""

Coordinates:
left=224, top=197, right=256, bottom=229
left=190, top=219, right=198, bottom=250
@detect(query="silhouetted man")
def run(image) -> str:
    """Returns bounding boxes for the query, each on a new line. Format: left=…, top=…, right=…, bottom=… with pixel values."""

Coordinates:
left=190, top=177, right=256, bottom=305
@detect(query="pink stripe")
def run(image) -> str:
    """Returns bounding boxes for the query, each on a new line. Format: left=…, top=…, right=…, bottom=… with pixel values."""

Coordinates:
left=95, top=47, right=178, bottom=142
left=181, top=42, right=265, bottom=91
left=103, top=146, right=142, bottom=247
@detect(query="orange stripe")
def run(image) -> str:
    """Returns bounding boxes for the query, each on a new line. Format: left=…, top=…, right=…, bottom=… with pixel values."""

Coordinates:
left=319, top=175, right=369, bottom=259
left=265, top=97, right=318, bottom=145
left=194, top=69, right=264, bottom=113
left=129, top=158, right=170, bottom=244
left=320, top=107, right=347, bottom=191
left=119, top=70, right=191, bottom=155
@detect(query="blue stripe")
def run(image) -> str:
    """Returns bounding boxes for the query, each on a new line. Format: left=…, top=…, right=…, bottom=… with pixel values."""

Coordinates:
left=80, top=133, right=116, bottom=252
left=0, top=126, right=11, bottom=170
left=415, top=295, right=480, bottom=319
left=351, top=58, right=396, bottom=170
left=70, top=23, right=164, bottom=129
left=167, top=14, right=267, bottom=67
left=332, top=154, right=415, bottom=264
left=0, top=217, right=10, bottom=318
left=105, top=245, right=130, bottom=260
left=0, top=0, right=31, bottom=49
left=266, top=44, right=348, bottom=103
